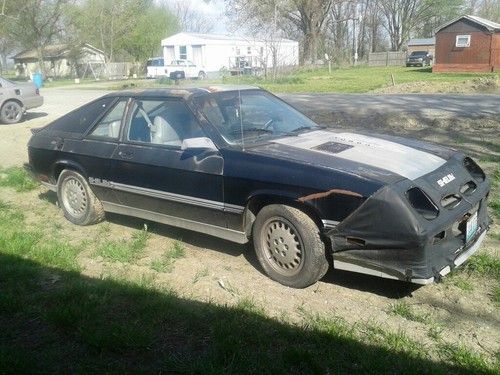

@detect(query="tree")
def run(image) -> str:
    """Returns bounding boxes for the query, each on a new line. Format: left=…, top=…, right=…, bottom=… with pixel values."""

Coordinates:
left=417, top=0, right=466, bottom=38
left=71, top=0, right=178, bottom=62
left=226, top=0, right=332, bottom=64
left=168, top=0, right=216, bottom=33
left=3, top=0, right=71, bottom=75
left=466, top=0, right=500, bottom=21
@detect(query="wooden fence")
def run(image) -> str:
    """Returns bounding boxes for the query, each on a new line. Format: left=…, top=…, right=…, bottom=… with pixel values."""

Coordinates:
left=368, top=52, right=407, bottom=67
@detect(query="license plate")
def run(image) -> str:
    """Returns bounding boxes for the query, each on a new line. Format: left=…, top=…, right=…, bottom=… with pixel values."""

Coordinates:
left=466, top=212, right=478, bottom=243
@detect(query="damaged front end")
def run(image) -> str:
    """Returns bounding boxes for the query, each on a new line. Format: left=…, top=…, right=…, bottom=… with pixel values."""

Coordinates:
left=325, top=154, right=491, bottom=284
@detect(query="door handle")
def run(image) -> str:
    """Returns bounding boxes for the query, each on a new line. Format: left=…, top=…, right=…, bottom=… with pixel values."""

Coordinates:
left=118, top=150, right=134, bottom=159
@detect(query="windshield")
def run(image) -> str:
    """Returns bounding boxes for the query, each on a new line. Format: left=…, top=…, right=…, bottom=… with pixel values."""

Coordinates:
left=410, top=51, right=427, bottom=56
left=193, top=90, right=319, bottom=145
left=147, top=58, right=164, bottom=67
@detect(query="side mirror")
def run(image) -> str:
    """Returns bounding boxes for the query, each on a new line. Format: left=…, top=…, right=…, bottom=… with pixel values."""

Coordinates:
left=181, top=137, right=218, bottom=151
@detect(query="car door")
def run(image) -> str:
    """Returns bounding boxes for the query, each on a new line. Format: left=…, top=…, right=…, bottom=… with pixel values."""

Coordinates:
left=82, top=97, right=130, bottom=203
left=106, top=96, right=227, bottom=229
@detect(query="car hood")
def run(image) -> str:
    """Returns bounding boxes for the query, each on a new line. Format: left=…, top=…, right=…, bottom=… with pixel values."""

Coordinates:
left=246, top=130, right=457, bottom=185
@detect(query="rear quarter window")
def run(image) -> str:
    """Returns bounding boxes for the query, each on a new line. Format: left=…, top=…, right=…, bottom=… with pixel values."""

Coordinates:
left=46, top=97, right=115, bottom=134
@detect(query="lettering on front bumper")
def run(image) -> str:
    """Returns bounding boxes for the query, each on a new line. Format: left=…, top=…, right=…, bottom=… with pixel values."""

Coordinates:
left=437, top=173, right=455, bottom=187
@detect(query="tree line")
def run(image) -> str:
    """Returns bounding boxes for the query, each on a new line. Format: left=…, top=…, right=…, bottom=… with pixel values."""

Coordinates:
left=226, top=0, right=500, bottom=65
left=0, top=0, right=498, bottom=73
left=0, top=0, right=215, bottom=72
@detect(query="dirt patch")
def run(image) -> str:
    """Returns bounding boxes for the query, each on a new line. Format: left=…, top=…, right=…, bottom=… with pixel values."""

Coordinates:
left=374, top=76, right=500, bottom=94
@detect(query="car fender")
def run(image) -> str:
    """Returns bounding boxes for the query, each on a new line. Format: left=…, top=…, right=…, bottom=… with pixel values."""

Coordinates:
left=243, top=189, right=326, bottom=236
left=52, top=159, right=87, bottom=183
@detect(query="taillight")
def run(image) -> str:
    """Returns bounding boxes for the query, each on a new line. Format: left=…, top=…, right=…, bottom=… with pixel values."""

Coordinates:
left=463, top=157, right=485, bottom=182
left=406, top=187, right=439, bottom=219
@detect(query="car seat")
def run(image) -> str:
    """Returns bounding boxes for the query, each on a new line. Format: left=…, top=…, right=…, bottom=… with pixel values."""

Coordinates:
left=151, top=116, right=182, bottom=146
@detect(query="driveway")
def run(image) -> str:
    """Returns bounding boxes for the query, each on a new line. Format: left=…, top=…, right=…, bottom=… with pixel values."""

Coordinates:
left=1, top=88, right=499, bottom=167
left=282, top=93, right=500, bottom=118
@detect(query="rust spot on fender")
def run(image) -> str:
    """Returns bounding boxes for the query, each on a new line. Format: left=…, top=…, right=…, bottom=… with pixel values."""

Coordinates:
left=298, top=189, right=363, bottom=202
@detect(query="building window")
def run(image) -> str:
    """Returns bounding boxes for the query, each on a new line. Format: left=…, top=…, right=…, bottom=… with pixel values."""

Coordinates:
left=179, top=45, right=187, bottom=60
left=247, top=46, right=252, bottom=55
left=236, top=47, right=240, bottom=56
left=455, top=35, right=471, bottom=48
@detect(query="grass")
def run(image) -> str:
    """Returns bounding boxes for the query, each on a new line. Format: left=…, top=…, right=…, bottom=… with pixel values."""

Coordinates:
left=450, top=276, right=475, bottom=292
left=150, top=241, right=186, bottom=272
left=0, top=166, right=39, bottom=192
left=193, top=266, right=209, bottom=283
left=69, top=65, right=500, bottom=94
left=1, top=194, right=499, bottom=373
left=438, top=343, right=493, bottom=373
left=462, top=252, right=500, bottom=280
left=94, top=228, right=149, bottom=263
left=492, top=285, right=500, bottom=305
left=388, top=301, right=431, bottom=324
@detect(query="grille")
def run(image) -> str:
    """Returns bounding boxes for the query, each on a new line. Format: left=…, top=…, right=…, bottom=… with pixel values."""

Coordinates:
left=441, top=194, right=462, bottom=209
left=460, top=180, right=477, bottom=195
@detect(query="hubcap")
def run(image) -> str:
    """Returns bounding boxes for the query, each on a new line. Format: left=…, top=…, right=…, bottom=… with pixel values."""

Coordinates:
left=2, top=103, right=21, bottom=121
left=61, top=177, right=87, bottom=218
left=262, top=217, right=304, bottom=276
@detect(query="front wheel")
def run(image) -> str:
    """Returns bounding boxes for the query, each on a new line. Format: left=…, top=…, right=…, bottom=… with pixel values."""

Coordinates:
left=252, top=204, right=329, bottom=288
left=0, top=101, right=23, bottom=124
left=57, top=170, right=105, bottom=226
left=198, top=71, right=206, bottom=80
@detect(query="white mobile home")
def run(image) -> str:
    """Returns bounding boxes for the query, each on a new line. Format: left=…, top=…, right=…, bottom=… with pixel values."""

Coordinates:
left=160, top=32, right=299, bottom=74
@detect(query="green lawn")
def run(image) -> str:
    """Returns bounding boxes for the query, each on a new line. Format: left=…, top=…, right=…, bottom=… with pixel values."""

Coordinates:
left=99, top=66, right=500, bottom=93
left=226, top=66, right=500, bottom=93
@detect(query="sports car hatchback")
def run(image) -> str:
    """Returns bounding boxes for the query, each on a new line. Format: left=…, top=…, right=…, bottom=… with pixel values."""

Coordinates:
left=28, top=86, right=490, bottom=288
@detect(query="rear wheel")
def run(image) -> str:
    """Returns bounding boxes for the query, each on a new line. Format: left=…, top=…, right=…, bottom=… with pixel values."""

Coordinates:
left=0, top=101, right=23, bottom=124
left=57, top=170, right=105, bottom=225
left=198, top=71, right=207, bottom=80
left=252, top=204, right=329, bottom=288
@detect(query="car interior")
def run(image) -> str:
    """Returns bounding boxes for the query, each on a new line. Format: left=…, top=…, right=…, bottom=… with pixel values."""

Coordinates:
left=128, top=100, right=203, bottom=146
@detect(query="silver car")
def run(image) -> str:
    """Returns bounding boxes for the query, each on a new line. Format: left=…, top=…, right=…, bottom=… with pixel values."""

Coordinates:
left=0, top=77, right=44, bottom=124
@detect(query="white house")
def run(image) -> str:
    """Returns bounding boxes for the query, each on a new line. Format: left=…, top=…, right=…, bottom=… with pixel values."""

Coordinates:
left=160, top=32, right=299, bottom=74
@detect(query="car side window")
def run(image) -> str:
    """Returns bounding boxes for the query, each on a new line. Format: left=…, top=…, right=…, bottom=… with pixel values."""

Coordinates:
left=47, top=97, right=115, bottom=134
left=127, top=99, right=204, bottom=147
left=88, top=100, right=127, bottom=139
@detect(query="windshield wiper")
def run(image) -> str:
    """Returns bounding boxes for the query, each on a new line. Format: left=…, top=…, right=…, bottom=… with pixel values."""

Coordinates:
left=229, top=127, right=273, bottom=135
left=287, top=125, right=324, bottom=135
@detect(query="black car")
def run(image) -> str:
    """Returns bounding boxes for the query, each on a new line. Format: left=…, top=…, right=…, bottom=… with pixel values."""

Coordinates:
left=406, top=51, right=433, bottom=67
left=28, top=86, right=490, bottom=288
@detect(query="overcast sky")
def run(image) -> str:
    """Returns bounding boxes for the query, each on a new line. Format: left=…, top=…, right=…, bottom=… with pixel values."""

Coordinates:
left=164, top=0, right=229, bottom=33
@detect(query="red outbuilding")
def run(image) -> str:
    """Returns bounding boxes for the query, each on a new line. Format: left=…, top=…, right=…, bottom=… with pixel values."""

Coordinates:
left=433, top=15, right=500, bottom=73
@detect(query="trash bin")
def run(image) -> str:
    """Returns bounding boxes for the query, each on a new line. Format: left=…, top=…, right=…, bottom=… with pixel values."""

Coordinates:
left=32, top=73, right=43, bottom=89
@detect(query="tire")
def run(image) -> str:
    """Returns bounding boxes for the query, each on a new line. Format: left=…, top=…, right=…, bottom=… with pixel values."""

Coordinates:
left=198, top=71, right=206, bottom=80
left=0, top=101, right=23, bottom=124
left=252, top=204, right=329, bottom=288
left=57, top=169, right=105, bottom=226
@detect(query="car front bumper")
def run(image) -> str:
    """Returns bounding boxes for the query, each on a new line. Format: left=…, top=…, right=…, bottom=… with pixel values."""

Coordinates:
left=324, top=156, right=491, bottom=284
left=23, top=95, right=44, bottom=110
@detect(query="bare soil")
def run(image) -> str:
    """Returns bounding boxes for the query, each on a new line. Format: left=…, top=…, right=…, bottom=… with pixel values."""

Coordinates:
left=374, top=76, right=500, bottom=94
left=0, top=88, right=498, bottom=363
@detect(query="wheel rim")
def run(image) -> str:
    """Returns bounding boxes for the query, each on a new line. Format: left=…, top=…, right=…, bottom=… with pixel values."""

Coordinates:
left=2, top=103, right=21, bottom=121
left=61, top=177, right=88, bottom=218
left=261, top=217, right=304, bottom=277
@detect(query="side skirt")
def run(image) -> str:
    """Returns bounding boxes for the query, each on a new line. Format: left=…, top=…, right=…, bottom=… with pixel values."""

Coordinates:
left=102, top=201, right=249, bottom=244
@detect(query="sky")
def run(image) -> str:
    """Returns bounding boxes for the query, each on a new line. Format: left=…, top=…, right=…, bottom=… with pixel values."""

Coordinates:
left=164, top=0, right=229, bottom=33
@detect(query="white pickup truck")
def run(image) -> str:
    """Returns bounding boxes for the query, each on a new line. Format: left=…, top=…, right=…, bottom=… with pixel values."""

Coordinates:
left=146, top=58, right=207, bottom=80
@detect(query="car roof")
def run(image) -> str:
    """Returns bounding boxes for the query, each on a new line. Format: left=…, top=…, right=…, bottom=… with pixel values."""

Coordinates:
left=104, top=85, right=261, bottom=100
